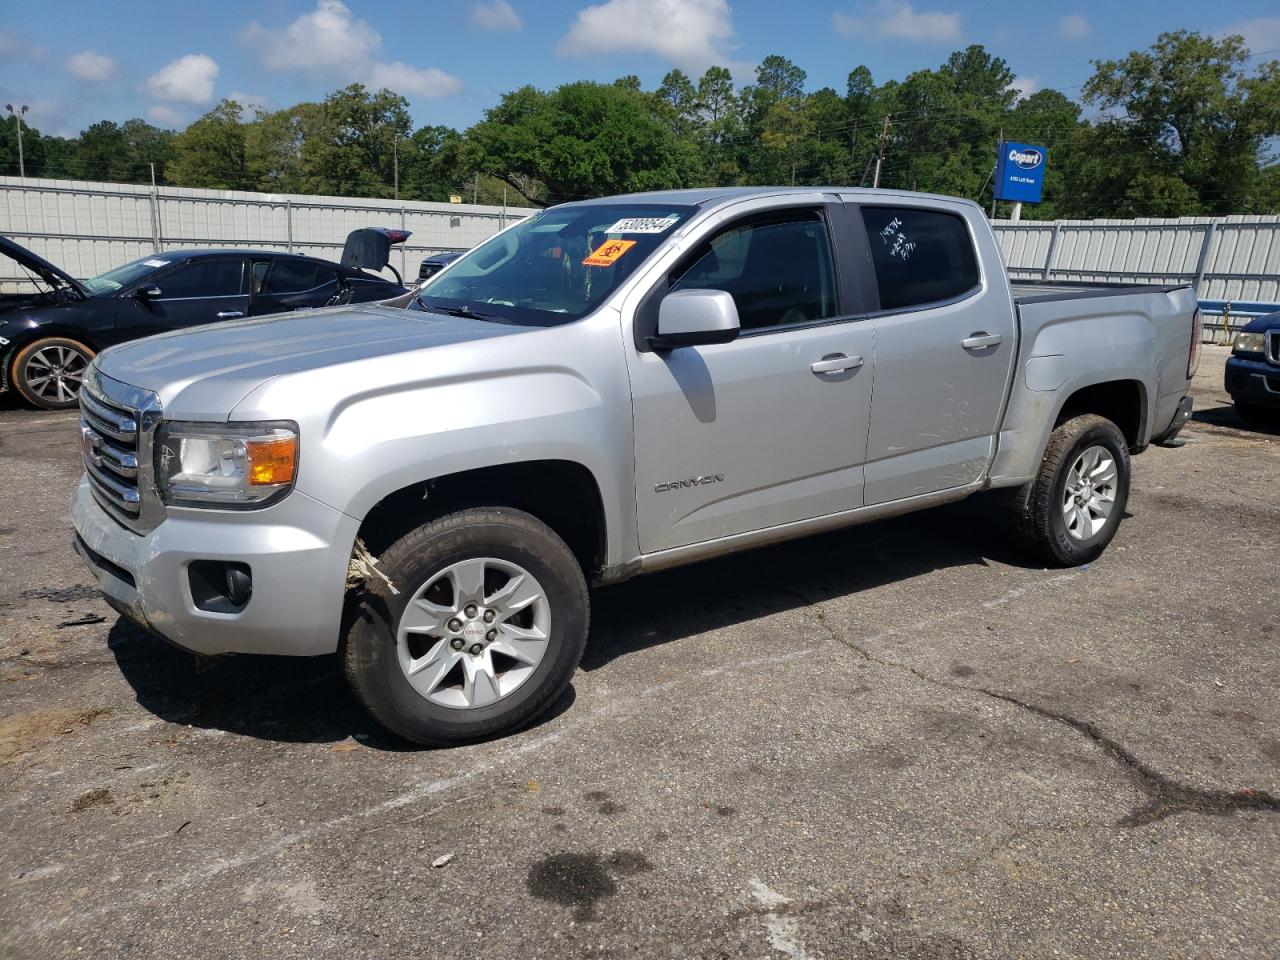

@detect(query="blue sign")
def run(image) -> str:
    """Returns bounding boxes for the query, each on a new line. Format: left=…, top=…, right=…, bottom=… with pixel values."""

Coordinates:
left=994, top=141, right=1046, bottom=203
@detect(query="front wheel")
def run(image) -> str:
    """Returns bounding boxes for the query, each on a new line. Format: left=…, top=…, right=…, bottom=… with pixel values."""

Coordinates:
left=12, top=337, right=95, bottom=410
left=342, top=507, right=589, bottom=746
left=1008, top=414, right=1131, bottom=566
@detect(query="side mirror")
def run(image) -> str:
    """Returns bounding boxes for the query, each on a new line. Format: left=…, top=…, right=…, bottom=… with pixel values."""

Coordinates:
left=136, top=286, right=162, bottom=299
left=648, top=289, right=740, bottom=351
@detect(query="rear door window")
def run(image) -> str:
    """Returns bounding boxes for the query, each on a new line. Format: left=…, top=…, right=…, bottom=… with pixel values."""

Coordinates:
left=860, top=207, right=979, bottom=311
left=262, top=259, right=338, bottom=295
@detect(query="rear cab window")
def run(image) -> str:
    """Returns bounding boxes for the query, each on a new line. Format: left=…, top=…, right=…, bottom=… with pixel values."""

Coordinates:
left=860, top=206, right=980, bottom=311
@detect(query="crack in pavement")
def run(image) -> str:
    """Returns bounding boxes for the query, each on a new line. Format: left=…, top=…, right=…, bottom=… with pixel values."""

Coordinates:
left=777, top=581, right=1280, bottom=829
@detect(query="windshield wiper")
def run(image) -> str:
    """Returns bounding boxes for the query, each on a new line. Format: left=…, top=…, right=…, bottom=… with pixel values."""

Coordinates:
left=417, top=299, right=507, bottom=322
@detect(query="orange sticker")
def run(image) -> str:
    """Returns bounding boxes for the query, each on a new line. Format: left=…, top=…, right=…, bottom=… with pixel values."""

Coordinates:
left=583, top=239, right=637, bottom=267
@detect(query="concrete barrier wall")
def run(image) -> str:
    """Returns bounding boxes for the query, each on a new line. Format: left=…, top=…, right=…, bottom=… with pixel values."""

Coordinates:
left=0, top=175, right=537, bottom=292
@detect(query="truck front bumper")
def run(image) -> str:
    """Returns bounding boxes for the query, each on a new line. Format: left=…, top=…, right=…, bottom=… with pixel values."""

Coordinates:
left=1225, top=355, right=1280, bottom=410
left=71, top=478, right=360, bottom=657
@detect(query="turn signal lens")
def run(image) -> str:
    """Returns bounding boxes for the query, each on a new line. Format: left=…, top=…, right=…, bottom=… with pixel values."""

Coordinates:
left=246, top=436, right=298, bottom=486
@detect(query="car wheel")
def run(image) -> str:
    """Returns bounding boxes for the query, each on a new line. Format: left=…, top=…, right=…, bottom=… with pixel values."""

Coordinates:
left=1008, top=414, right=1131, bottom=566
left=342, top=507, right=589, bottom=746
left=12, top=337, right=95, bottom=410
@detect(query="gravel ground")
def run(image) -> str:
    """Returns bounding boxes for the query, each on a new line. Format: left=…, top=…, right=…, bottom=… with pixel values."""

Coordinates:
left=1, top=344, right=1277, bottom=960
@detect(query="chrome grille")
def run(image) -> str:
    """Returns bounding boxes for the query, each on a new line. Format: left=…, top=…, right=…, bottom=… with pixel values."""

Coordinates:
left=79, top=365, right=164, bottom=533
left=1268, top=330, right=1279, bottom=365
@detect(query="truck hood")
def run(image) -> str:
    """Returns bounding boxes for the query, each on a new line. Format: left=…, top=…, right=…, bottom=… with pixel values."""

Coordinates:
left=94, top=304, right=534, bottom=417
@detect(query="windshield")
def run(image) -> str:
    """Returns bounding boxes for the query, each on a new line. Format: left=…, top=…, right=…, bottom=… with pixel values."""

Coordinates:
left=83, top=256, right=174, bottom=295
left=414, top=204, right=697, bottom=326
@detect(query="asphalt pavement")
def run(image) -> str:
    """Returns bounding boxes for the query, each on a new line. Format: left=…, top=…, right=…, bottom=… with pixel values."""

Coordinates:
left=1, top=345, right=1277, bottom=959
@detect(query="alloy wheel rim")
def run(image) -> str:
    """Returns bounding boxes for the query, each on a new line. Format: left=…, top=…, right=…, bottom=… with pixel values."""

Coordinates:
left=395, top=557, right=551, bottom=709
left=1062, top=444, right=1118, bottom=541
left=25, top=345, right=87, bottom=403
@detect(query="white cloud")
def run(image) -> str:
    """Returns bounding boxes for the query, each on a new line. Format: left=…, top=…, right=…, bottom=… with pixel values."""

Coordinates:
left=0, top=30, right=45, bottom=61
left=556, top=0, right=743, bottom=75
left=833, top=1, right=961, bottom=44
left=228, top=91, right=270, bottom=116
left=1218, top=17, right=1280, bottom=56
left=366, top=62, right=464, bottom=98
left=240, top=0, right=462, bottom=98
left=66, top=50, right=117, bottom=83
left=144, top=54, right=219, bottom=104
left=241, top=0, right=378, bottom=75
left=470, top=0, right=523, bottom=32
left=147, top=104, right=187, bottom=128
left=1057, top=15, right=1091, bottom=40
left=1007, top=75, right=1038, bottom=99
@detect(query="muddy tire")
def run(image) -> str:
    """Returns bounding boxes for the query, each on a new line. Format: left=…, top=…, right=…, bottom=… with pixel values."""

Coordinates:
left=12, top=337, right=95, bottom=410
left=1008, top=414, right=1131, bottom=567
left=342, top=507, right=589, bottom=746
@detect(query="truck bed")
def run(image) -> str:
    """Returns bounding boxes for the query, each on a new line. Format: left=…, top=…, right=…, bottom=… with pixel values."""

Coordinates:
left=1011, top=280, right=1191, bottom=304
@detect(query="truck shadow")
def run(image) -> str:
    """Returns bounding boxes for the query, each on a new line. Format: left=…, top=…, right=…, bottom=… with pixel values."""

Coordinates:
left=583, top=497, right=1044, bottom=672
left=1191, top=401, right=1280, bottom=437
left=107, top=620, right=576, bottom=751
left=109, top=495, right=1042, bottom=748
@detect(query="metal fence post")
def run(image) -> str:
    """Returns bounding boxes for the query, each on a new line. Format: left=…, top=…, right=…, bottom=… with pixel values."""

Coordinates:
left=285, top=198, right=293, bottom=253
left=400, top=205, right=407, bottom=280
left=1192, top=220, right=1217, bottom=296
left=1041, top=222, right=1062, bottom=281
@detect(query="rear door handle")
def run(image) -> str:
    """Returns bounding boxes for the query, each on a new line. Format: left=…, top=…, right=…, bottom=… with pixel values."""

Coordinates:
left=217, top=310, right=245, bottom=319
left=810, top=354, right=864, bottom=375
left=962, top=332, right=1002, bottom=350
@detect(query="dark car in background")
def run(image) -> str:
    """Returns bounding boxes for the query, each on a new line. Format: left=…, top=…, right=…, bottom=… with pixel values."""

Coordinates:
left=418, top=251, right=462, bottom=283
left=0, top=229, right=410, bottom=409
left=1226, top=313, right=1280, bottom=424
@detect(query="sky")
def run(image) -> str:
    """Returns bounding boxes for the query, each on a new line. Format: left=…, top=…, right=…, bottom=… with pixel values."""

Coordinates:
left=1, top=0, right=1278, bottom=138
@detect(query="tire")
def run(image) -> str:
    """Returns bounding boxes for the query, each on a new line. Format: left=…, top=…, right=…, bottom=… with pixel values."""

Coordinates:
left=11, top=337, right=95, bottom=410
left=1008, top=414, right=1131, bottom=567
left=342, top=507, right=589, bottom=746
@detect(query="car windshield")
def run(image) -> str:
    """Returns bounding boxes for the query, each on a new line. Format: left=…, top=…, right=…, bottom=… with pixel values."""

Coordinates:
left=414, top=204, right=697, bottom=326
left=82, top=256, right=173, bottom=295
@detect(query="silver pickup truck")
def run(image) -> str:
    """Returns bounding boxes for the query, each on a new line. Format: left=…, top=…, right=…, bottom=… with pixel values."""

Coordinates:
left=71, top=187, right=1200, bottom=745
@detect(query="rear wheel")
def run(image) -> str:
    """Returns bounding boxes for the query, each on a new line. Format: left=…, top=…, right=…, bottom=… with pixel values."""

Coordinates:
left=343, top=507, right=589, bottom=746
left=12, top=337, right=94, bottom=410
left=1008, top=414, right=1130, bottom=566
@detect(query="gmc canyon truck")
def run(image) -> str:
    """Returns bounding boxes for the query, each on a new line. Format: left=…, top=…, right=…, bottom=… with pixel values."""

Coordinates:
left=71, top=187, right=1200, bottom=745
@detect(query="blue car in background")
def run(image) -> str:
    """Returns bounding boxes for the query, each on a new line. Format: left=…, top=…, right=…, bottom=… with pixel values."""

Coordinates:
left=1226, top=312, right=1280, bottom=424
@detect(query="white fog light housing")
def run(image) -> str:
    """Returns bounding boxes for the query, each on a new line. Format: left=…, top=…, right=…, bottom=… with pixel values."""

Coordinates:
left=1232, top=331, right=1266, bottom=356
left=156, top=421, right=299, bottom=508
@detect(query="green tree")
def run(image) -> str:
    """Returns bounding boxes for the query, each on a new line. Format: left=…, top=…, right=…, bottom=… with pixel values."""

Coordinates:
left=168, top=100, right=248, bottom=189
left=300, top=84, right=411, bottom=197
left=1082, top=30, right=1280, bottom=215
left=245, top=103, right=322, bottom=192
left=465, top=81, right=703, bottom=205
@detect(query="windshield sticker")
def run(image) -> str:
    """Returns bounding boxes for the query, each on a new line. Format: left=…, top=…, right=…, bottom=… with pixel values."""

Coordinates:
left=604, top=215, right=680, bottom=235
left=583, top=239, right=637, bottom=267
left=142, top=258, right=170, bottom=268
left=877, top=218, right=915, bottom=261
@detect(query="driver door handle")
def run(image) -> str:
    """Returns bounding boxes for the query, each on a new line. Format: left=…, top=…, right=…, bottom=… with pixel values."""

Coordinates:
left=962, top=332, right=1002, bottom=350
left=810, top=354, right=864, bottom=375
left=217, top=310, right=245, bottom=319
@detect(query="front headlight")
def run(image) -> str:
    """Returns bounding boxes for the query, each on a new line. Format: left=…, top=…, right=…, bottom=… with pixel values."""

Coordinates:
left=156, top=421, right=298, bottom=507
left=1232, top=332, right=1267, bottom=355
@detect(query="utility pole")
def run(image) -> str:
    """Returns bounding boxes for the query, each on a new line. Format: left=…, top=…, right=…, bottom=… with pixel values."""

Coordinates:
left=5, top=104, right=28, bottom=178
left=991, top=131, right=1003, bottom=221
left=872, top=115, right=890, bottom=189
